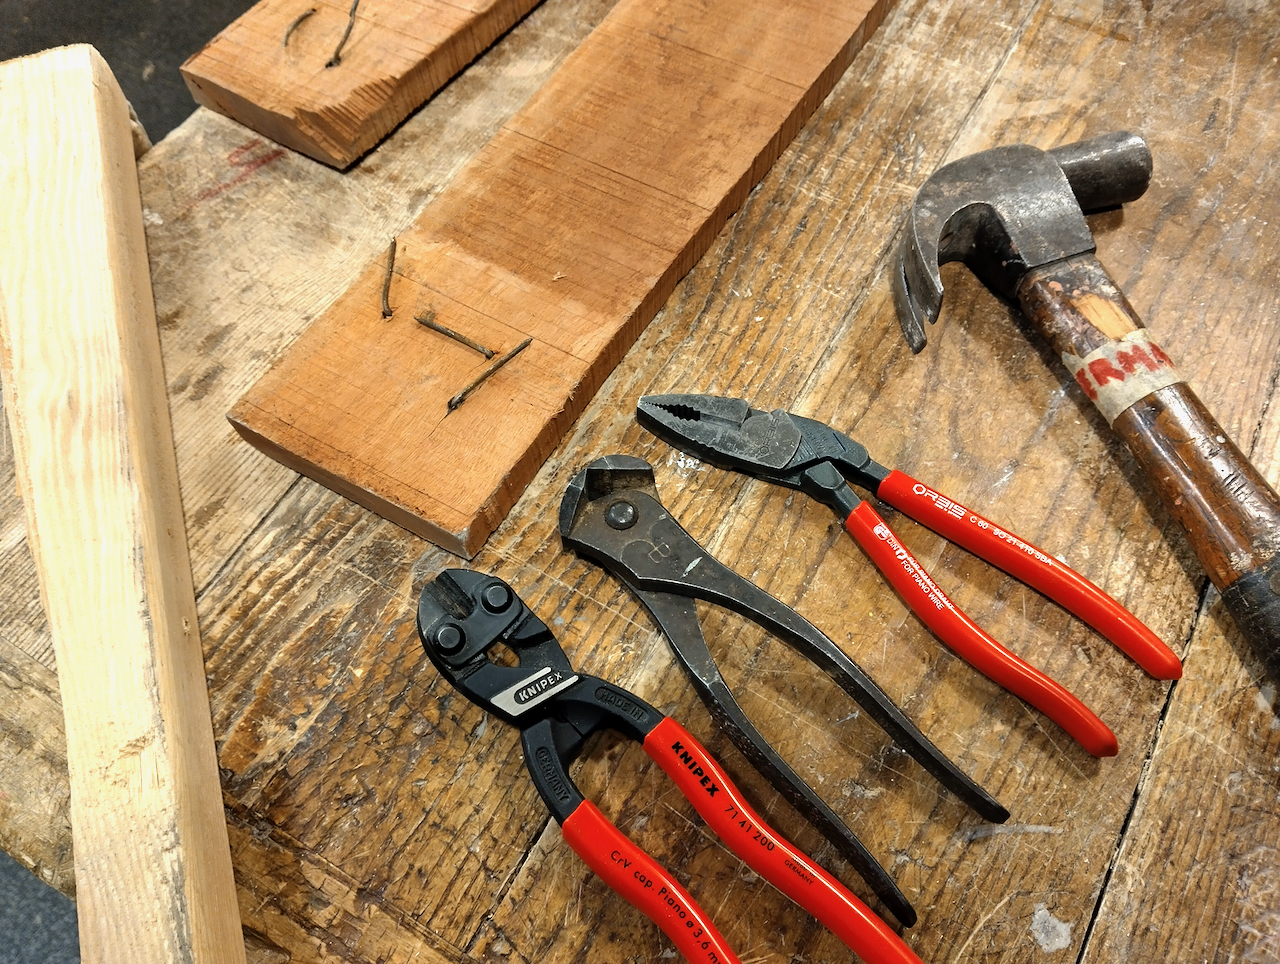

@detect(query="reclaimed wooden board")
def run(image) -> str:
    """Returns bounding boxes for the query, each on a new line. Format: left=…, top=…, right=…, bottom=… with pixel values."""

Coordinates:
left=1, top=1, right=1278, bottom=963
left=0, top=46, right=244, bottom=964
left=181, top=0, right=544, bottom=168
left=228, top=0, right=893, bottom=558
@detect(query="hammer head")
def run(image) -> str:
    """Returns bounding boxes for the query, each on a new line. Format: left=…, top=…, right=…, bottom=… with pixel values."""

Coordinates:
left=894, top=131, right=1153, bottom=352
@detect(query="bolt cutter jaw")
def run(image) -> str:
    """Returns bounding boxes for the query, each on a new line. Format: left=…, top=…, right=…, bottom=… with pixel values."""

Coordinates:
left=417, top=569, right=580, bottom=730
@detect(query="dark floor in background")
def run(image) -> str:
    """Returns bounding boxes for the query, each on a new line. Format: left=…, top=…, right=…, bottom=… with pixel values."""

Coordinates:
left=0, top=851, right=78, bottom=964
left=0, top=2, right=257, bottom=959
left=2, top=0, right=257, bottom=140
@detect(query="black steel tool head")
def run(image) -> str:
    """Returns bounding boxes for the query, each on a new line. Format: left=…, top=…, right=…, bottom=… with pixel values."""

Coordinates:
left=417, top=569, right=578, bottom=728
left=636, top=393, right=800, bottom=473
left=894, top=130, right=1153, bottom=352
left=558, top=453, right=658, bottom=541
left=636, top=393, right=888, bottom=510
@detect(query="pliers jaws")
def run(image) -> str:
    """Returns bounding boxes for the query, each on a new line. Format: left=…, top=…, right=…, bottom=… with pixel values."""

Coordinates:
left=636, top=393, right=889, bottom=519
left=639, top=393, right=1185, bottom=759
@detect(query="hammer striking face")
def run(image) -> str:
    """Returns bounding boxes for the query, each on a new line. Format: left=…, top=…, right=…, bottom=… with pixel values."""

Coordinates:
left=893, top=131, right=1280, bottom=691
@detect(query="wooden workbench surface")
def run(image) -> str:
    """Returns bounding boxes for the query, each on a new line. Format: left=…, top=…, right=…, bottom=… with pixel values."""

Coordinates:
left=2, top=0, right=1277, bottom=961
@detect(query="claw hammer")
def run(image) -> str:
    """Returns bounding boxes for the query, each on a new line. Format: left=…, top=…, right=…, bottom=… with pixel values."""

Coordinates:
left=893, top=131, right=1280, bottom=685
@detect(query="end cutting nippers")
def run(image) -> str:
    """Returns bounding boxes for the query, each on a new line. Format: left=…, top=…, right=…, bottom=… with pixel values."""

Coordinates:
left=417, top=569, right=924, bottom=964
left=559, top=455, right=1008, bottom=928
left=637, top=393, right=1185, bottom=757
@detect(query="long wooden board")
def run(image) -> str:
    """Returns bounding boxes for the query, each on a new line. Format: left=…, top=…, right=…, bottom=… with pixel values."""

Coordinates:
left=0, top=46, right=245, bottom=963
left=181, top=0, right=543, bottom=168
left=230, top=0, right=892, bottom=557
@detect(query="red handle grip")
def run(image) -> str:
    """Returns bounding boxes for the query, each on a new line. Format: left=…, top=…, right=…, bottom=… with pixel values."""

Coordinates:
left=561, top=799, right=741, bottom=964
left=643, top=717, right=923, bottom=964
left=846, top=501, right=1119, bottom=757
left=878, top=470, right=1181, bottom=679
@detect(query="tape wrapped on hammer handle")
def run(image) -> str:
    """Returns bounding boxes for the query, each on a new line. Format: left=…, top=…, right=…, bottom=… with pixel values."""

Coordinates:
left=1019, top=252, right=1280, bottom=684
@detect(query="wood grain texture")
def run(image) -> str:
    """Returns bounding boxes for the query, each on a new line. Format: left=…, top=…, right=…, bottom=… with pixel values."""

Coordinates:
left=2, top=1, right=1280, bottom=962
left=0, top=46, right=245, bottom=963
left=181, top=0, right=545, bottom=168
left=228, top=0, right=891, bottom=558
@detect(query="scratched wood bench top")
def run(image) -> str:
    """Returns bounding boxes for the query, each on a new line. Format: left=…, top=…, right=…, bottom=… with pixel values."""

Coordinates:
left=2, top=1, right=1277, bottom=961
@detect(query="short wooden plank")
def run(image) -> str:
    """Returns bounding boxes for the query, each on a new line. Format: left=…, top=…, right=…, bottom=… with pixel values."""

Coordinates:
left=181, top=0, right=544, bottom=168
left=0, top=46, right=246, bottom=964
left=229, top=0, right=893, bottom=558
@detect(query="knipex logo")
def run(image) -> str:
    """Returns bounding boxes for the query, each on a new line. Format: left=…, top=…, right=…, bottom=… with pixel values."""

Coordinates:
left=669, top=741, right=721, bottom=797
left=516, top=670, right=566, bottom=705
left=491, top=667, right=579, bottom=716
left=873, top=522, right=892, bottom=541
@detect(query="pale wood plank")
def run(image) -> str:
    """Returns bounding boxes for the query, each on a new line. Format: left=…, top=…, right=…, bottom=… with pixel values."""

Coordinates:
left=228, top=0, right=892, bottom=558
left=181, top=0, right=544, bottom=168
left=0, top=46, right=245, bottom=964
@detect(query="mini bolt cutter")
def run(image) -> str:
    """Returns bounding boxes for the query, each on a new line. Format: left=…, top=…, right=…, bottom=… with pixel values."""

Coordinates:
left=637, top=393, right=1185, bottom=758
left=558, top=454, right=1009, bottom=928
left=417, top=569, right=924, bottom=964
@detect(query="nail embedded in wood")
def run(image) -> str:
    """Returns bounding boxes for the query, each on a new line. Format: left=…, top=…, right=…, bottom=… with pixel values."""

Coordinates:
left=380, top=237, right=396, bottom=318
left=448, top=337, right=532, bottom=412
left=326, top=0, right=361, bottom=68
left=415, top=310, right=494, bottom=358
left=282, top=8, right=316, bottom=47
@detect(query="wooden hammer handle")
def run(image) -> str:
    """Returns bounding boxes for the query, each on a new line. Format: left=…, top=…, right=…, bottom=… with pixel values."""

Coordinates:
left=1019, top=253, right=1280, bottom=679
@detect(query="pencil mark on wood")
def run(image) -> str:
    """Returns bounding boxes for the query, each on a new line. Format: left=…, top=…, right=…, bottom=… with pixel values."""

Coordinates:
left=195, top=140, right=287, bottom=205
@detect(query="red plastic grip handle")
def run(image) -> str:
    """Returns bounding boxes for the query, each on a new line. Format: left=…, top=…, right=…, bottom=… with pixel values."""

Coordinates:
left=643, top=717, right=924, bottom=964
left=561, top=799, right=741, bottom=964
left=845, top=501, right=1119, bottom=757
left=877, top=470, right=1181, bottom=679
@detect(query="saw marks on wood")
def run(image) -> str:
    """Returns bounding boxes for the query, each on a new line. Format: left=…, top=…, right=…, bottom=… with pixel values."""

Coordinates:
left=182, top=0, right=544, bottom=167
left=229, top=0, right=890, bottom=558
